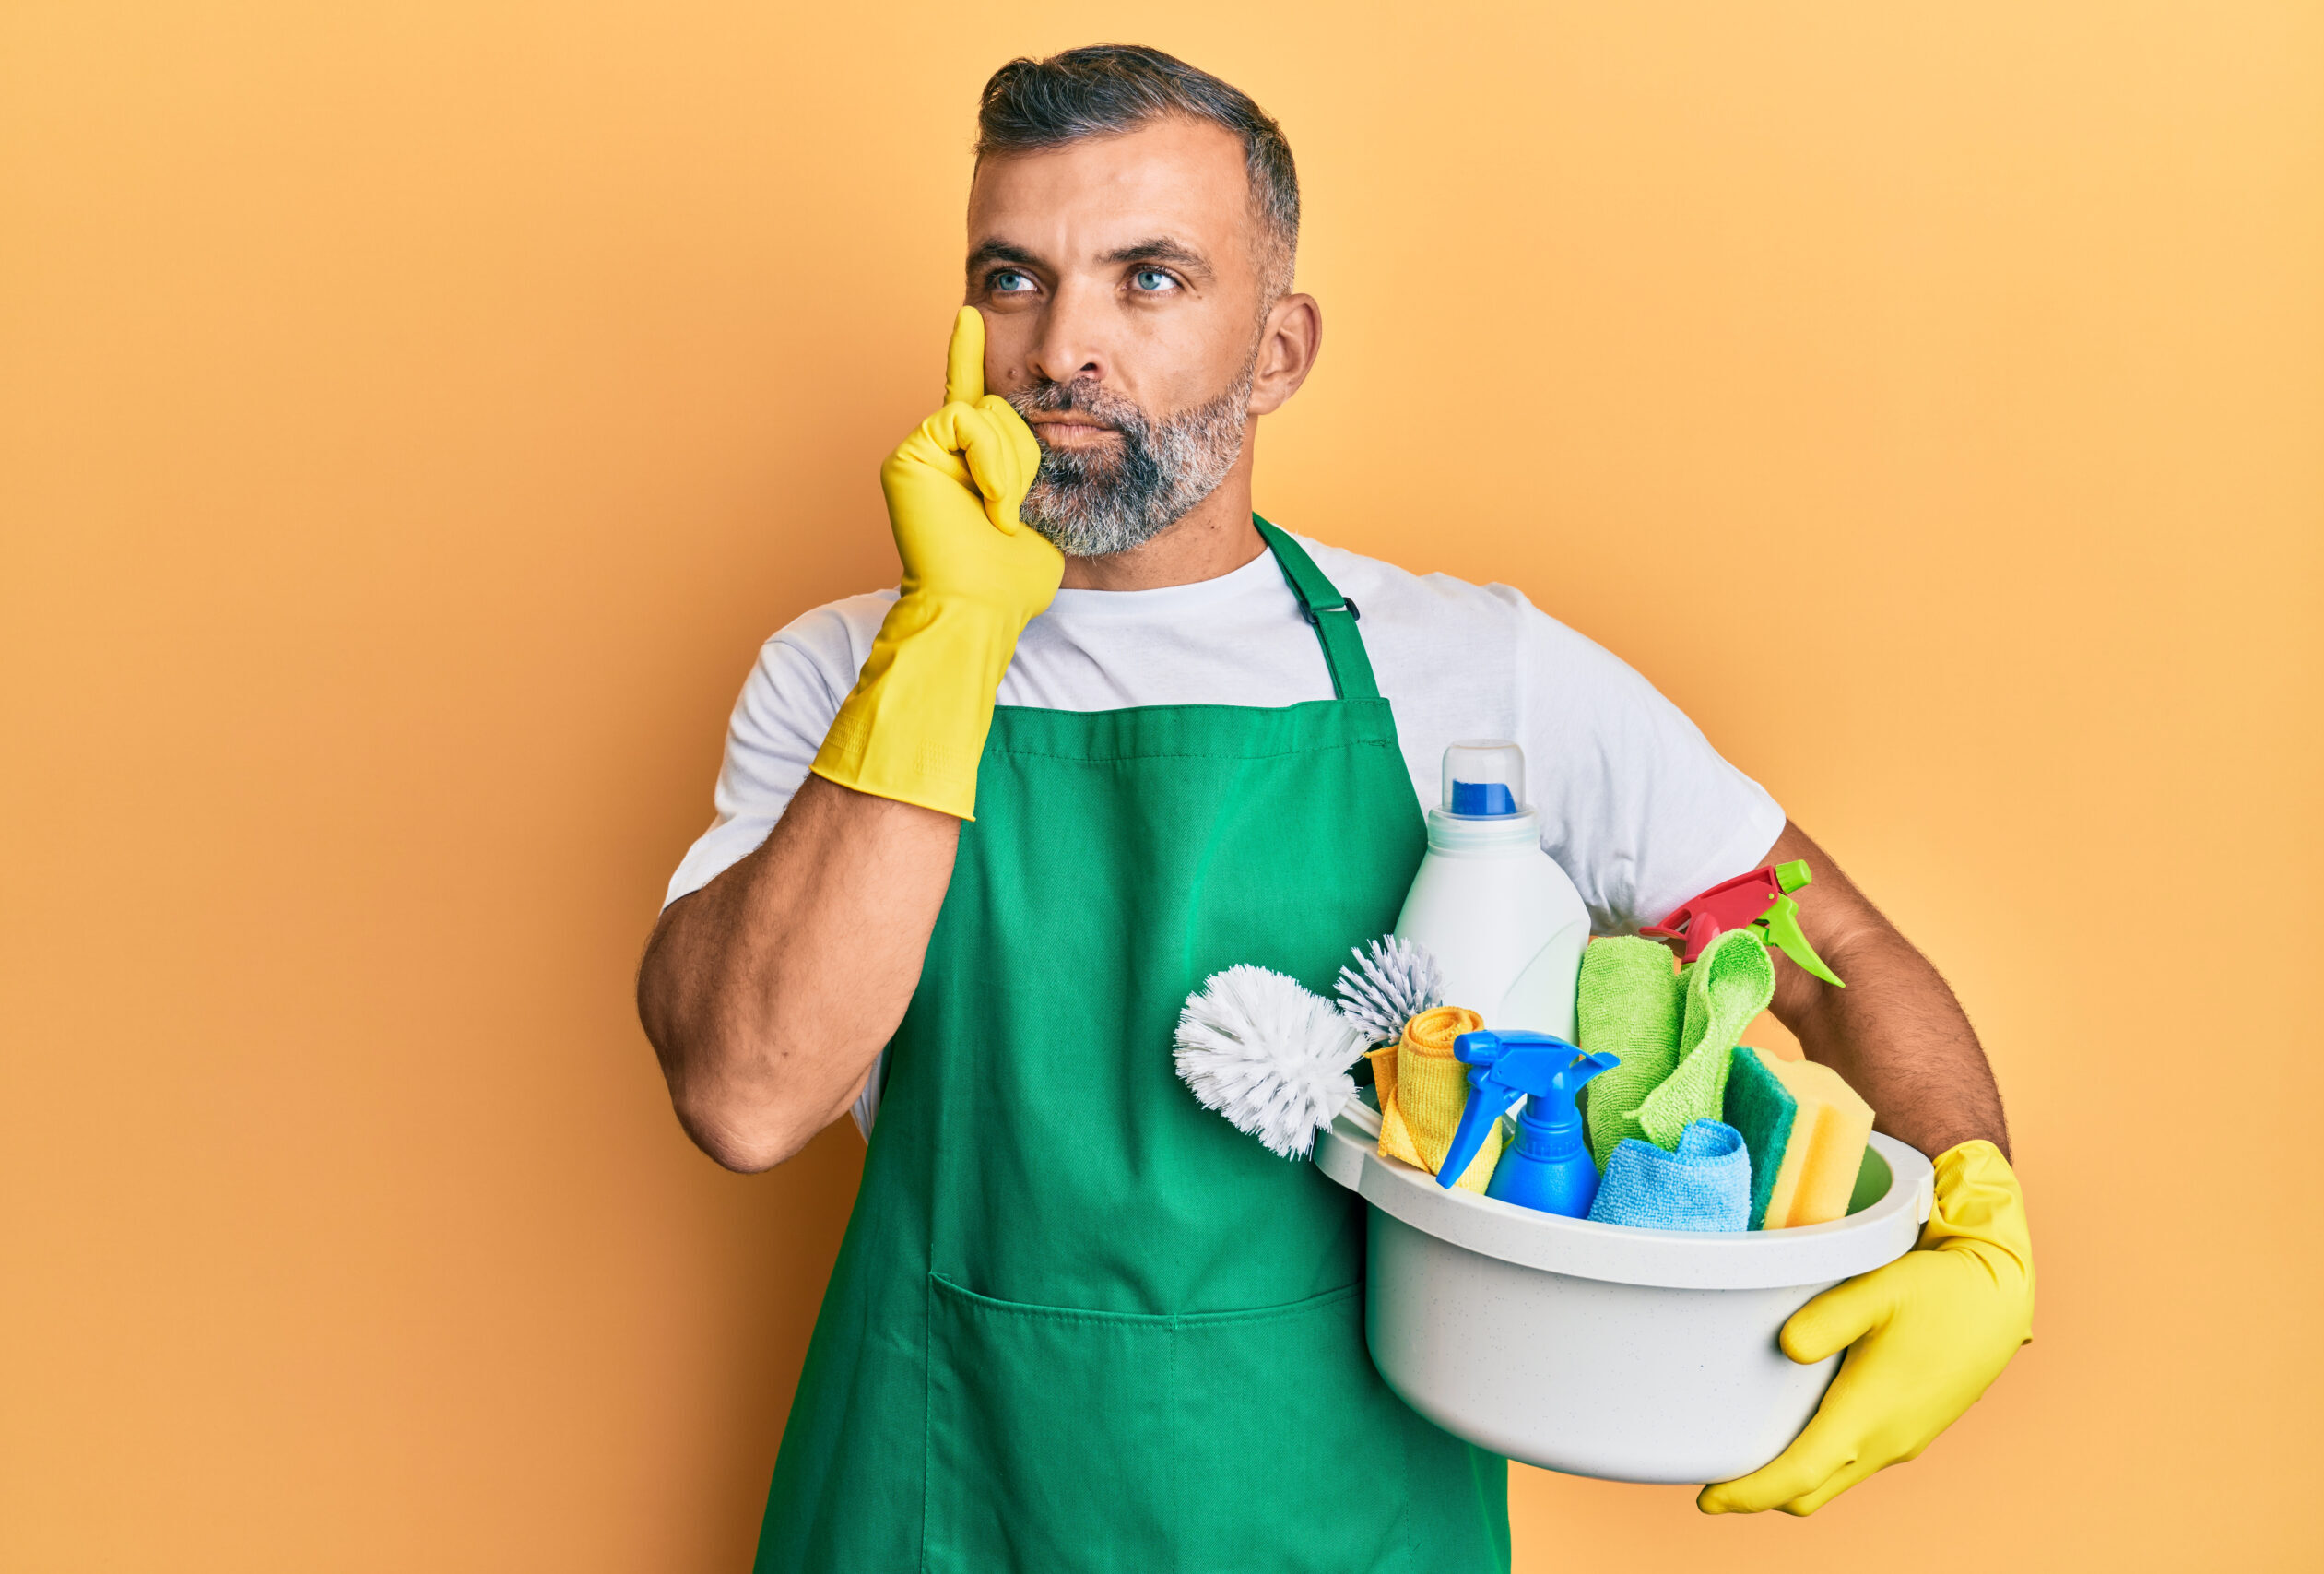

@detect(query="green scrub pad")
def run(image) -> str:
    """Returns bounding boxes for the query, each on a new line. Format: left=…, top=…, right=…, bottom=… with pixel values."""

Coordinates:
left=1631, top=928, right=1776, bottom=1151
left=1578, top=938, right=1685, bottom=1169
left=1724, top=1047, right=1876, bottom=1229
left=1721, top=1045, right=1797, bottom=1230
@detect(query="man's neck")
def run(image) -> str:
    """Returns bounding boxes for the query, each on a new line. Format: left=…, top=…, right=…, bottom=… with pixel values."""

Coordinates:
left=1056, top=447, right=1267, bottom=591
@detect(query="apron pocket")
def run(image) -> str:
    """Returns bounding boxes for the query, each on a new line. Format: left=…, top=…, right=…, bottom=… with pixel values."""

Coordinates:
left=926, top=1274, right=1400, bottom=1574
left=926, top=1273, right=1176, bottom=1573
left=1169, top=1284, right=1409, bottom=1574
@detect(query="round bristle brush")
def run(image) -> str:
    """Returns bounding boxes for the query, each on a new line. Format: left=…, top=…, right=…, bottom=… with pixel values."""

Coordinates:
left=1174, top=965, right=1366, bottom=1160
left=1333, top=934, right=1445, bottom=1047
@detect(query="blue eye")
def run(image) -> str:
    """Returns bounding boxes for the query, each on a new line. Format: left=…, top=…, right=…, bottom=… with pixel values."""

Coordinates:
left=1132, top=268, right=1178, bottom=292
left=990, top=269, right=1037, bottom=293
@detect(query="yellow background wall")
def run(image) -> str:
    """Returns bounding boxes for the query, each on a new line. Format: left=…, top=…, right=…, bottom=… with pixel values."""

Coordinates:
left=6, top=3, right=2318, bottom=1568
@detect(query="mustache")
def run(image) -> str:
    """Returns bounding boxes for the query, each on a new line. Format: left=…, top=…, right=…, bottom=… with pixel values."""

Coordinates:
left=1004, top=378, right=1153, bottom=436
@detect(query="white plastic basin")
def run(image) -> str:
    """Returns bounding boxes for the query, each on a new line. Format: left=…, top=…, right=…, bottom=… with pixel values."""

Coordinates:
left=1314, top=1100, right=1934, bottom=1484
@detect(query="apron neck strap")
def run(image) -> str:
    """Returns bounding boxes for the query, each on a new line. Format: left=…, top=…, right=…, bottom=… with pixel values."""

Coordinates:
left=1254, top=515, right=1381, bottom=703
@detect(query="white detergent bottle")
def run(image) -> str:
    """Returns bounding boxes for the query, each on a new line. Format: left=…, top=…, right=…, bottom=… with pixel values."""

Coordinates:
left=1394, top=740, right=1592, bottom=1043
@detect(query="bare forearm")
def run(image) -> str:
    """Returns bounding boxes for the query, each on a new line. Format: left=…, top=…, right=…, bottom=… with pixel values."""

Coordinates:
left=637, top=774, right=960, bottom=1171
left=1762, top=823, right=2010, bottom=1161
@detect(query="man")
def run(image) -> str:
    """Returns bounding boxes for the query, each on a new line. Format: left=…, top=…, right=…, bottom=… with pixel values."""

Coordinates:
left=639, top=44, right=2034, bottom=1573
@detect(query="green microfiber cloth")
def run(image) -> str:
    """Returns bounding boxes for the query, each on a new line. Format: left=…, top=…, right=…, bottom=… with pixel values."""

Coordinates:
left=1578, top=938, right=1685, bottom=1169
left=1631, top=929, right=1776, bottom=1151
left=1721, top=1045, right=1796, bottom=1229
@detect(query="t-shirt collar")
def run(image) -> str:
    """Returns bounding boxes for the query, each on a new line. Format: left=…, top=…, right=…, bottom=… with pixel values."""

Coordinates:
left=1041, top=542, right=1288, bottom=620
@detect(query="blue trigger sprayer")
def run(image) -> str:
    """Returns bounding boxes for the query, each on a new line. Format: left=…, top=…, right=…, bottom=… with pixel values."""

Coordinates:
left=1435, top=1032, right=1620, bottom=1218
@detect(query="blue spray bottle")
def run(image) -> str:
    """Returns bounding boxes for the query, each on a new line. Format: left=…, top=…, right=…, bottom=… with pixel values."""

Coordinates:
left=1436, top=1031, right=1620, bottom=1217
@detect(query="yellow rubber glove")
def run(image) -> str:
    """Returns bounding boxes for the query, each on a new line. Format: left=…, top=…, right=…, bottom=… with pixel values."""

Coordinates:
left=809, top=307, right=1064, bottom=819
left=1699, top=1139, right=2034, bottom=1516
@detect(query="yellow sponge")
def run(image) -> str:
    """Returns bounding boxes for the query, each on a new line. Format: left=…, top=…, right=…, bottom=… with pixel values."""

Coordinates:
left=1754, top=1054, right=1875, bottom=1230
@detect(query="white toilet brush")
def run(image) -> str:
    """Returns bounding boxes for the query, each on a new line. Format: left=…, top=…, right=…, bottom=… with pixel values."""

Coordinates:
left=1174, top=965, right=1367, bottom=1160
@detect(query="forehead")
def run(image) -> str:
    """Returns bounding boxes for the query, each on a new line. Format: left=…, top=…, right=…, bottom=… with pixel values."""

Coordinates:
left=967, top=115, right=1256, bottom=265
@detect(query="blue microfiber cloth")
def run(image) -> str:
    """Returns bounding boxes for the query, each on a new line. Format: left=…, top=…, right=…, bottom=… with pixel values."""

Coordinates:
left=1586, top=1118, right=1752, bottom=1232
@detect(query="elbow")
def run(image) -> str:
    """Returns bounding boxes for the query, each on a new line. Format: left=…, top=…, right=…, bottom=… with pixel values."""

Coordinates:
left=661, top=1027, right=841, bottom=1173
left=638, top=943, right=818, bottom=1172
left=636, top=929, right=860, bottom=1174
left=674, top=1089, right=820, bottom=1174
left=685, top=1126, right=796, bottom=1176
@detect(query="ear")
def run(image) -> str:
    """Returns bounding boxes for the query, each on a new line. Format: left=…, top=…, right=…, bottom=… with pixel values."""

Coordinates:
left=1246, top=293, right=1322, bottom=417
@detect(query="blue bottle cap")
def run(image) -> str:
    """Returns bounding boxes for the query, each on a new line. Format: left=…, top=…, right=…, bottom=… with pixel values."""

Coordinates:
left=1450, top=780, right=1518, bottom=816
left=1441, top=740, right=1527, bottom=819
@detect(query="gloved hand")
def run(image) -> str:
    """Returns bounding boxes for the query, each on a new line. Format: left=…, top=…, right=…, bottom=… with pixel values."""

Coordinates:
left=1699, top=1139, right=2034, bottom=1516
left=810, top=307, right=1063, bottom=819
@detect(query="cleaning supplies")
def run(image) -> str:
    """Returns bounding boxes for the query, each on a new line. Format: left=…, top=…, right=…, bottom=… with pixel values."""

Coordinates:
left=1376, top=1005, right=1501, bottom=1190
left=1631, top=928, right=1777, bottom=1148
left=1392, top=741, right=1592, bottom=1040
left=1643, top=859, right=1846, bottom=988
left=1333, top=934, right=1445, bottom=1048
left=1587, top=1118, right=1753, bottom=1232
left=1313, top=1104, right=1939, bottom=1483
left=1174, top=965, right=1367, bottom=1159
left=1722, top=1046, right=1876, bottom=1229
left=1432, top=1030, right=1619, bottom=1217
left=1577, top=938, right=1687, bottom=1167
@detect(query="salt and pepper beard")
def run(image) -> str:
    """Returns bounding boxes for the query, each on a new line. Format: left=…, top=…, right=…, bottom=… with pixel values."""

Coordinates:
left=1006, top=354, right=1256, bottom=559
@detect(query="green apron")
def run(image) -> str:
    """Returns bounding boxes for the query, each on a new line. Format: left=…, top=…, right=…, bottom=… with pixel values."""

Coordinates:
left=754, top=522, right=1510, bottom=1573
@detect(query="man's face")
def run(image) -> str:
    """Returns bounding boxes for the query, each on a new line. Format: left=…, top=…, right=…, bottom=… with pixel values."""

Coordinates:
left=965, top=117, right=1274, bottom=557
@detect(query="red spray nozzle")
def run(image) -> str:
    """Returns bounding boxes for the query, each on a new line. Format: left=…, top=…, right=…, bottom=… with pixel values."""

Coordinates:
left=1641, top=859, right=1845, bottom=987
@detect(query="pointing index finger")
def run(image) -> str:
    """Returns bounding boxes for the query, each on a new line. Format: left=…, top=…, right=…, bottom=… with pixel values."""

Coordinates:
left=944, top=306, right=986, bottom=406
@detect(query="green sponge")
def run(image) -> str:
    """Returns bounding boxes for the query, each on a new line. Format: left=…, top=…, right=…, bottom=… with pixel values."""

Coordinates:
left=1578, top=938, right=1684, bottom=1168
left=1631, top=928, right=1776, bottom=1150
left=1722, top=1045, right=1798, bottom=1230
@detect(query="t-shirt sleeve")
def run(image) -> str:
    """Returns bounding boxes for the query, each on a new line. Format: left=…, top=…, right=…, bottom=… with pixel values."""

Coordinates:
left=1505, top=589, right=1786, bottom=935
left=660, top=598, right=883, bottom=911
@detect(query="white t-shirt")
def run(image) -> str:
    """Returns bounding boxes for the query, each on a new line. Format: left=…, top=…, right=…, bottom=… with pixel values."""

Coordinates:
left=666, top=534, right=1785, bottom=1130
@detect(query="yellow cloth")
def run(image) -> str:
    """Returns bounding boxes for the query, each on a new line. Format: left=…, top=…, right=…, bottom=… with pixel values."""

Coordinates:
left=809, top=308, right=1064, bottom=820
left=1699, top=1140, right=2035, bottom=1515
left=1376, top=1006, right=1500, bottom=1191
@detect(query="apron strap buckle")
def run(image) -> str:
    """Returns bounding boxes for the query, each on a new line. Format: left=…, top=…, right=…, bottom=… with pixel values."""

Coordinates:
left=1254, top=515, right=1383, bottom=704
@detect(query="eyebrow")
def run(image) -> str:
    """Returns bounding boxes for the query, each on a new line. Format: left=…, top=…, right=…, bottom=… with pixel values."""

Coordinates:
left=965, top=235, right=1216, bottom=284
left=1102, top=237, right=1215, bottom=282
left=966, top=240, right=1045, bottom=276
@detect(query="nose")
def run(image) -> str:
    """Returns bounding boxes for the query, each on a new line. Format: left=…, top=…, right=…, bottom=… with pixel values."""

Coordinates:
left=1025, top=274, right=1109, bottom=390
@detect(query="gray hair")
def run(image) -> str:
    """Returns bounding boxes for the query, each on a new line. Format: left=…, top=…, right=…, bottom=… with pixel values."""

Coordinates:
left=973, top=45, right=1300, bottom=302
